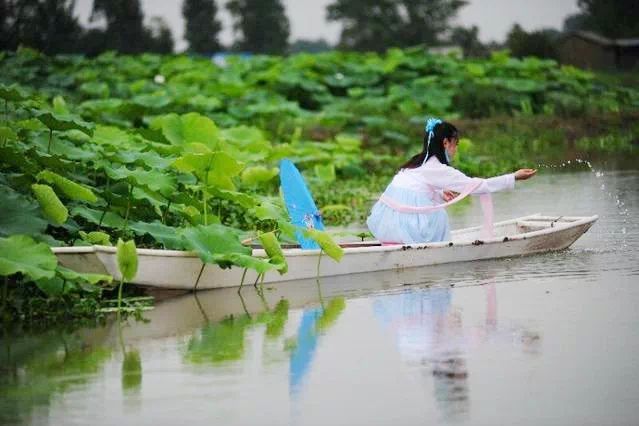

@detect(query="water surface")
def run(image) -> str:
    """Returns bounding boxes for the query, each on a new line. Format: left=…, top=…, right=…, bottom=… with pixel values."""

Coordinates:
left=2, top=167, right=638, bottom=426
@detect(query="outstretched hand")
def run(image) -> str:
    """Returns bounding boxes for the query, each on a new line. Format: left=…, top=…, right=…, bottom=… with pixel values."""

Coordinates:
left=515, top=169, right=537, bottom=180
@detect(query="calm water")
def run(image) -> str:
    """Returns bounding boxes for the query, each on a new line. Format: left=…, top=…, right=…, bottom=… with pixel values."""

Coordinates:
left=2, top=167, right=638, bottom=426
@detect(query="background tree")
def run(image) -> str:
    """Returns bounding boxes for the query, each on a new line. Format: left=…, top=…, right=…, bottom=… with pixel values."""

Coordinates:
left=0, top=0, right=83, bottom=54
left=226, top=0, right=290, bottom=54
left=450, top=25, right=486, bottom=58
left=327, top=0, right=467, bottom=52
left=576, top=0, right=639, bottom=39
left=147, top=17, right=174, bottom=54
left=182, top=0, right=222, bottom=53
left=90, top=0, right=147, bottom=53
left=506, top=24, right=560, bottom=60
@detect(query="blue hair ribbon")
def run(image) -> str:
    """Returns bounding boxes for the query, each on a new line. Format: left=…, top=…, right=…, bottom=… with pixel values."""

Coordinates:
left=423, top=117, right=442, bottom=165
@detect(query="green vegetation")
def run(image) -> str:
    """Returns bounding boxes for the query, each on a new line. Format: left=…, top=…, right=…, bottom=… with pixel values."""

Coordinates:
left=0, top=47, right=636, bottom=326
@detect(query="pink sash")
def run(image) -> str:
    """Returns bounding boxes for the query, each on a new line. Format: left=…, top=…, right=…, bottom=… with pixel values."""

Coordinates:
left=379, top=178, right=494, bottom=240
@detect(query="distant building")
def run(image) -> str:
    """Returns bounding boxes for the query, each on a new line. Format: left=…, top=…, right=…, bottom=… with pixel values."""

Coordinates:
left=558, top=31, right=639, bottom=70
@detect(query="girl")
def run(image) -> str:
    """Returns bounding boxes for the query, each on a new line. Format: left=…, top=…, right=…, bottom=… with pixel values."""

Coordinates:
left=366, top=118, right=536, bottom=244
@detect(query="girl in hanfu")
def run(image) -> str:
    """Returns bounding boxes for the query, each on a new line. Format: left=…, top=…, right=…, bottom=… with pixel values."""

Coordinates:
left=366, top=118, right=537, bottom=244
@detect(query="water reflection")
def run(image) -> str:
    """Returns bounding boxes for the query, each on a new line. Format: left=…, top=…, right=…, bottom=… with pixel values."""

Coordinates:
left=289, top=297, right=346, bottom=397
left=373, top=281, right=541, bottom=421
left=0, top=329, right=112, bottom=425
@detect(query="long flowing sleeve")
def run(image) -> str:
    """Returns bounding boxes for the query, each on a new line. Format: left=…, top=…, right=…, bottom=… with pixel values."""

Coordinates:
left=419, top=162, right=515, bottom=194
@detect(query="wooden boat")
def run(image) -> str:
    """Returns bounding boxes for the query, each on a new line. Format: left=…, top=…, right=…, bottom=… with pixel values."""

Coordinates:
left=53, top=214, right=598, bottom=291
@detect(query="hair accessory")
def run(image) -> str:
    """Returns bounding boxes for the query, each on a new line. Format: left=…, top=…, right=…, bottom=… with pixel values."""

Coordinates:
left=422, top=117, right=442, bottom=165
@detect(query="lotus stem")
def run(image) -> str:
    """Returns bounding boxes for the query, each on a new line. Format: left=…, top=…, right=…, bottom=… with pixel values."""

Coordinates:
left=162, top=199, right=172, bottom=225
left=47, top=129, right=53, bottom=153
left=316, top=250, right=324, bottom=309
left=252, top=273, right=262, bottom=289
left=202, top=188, right=208, bottom=226
left=117, top=278, right=124, bottom=319
left=123, top=184, right=133, bottom=230
left=193, top=263, right=206, bottom=292
left=98, top=199, right=111, bottom=228
left=237, top=268, right=247, bottom=294
left=2, top=276, right=7, bottom=310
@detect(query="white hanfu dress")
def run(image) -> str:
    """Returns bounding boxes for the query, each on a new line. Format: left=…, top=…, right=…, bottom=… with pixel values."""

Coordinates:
left=366, top=156, right=515, bottom=244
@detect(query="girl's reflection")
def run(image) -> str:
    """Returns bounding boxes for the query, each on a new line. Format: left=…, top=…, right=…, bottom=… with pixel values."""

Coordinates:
left=374, top=287, right=469, bottom=420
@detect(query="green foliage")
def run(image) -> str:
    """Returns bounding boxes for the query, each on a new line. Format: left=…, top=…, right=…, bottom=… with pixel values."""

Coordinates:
left=258, top=231, right=288, bottom=274
left=0, top=235, right=57, bottom=281
left=305, top=229, right=344, bottom=261
left=116, top=239, right=138, bottom=282
left=31, top=184, right=68, bottom=225
left=316, top=297, right=346, bottom=331
left=122, top=350, right=142, bottom=390
left=37, top=171, right=97, bottom=203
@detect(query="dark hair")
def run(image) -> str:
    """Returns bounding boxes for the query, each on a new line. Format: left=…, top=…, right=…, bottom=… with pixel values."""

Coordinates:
left=399, top=121, right=459, bottom=169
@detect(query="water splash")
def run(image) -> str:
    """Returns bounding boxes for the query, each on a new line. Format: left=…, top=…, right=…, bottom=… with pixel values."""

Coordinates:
left=537, top=158, right=631, bottom=249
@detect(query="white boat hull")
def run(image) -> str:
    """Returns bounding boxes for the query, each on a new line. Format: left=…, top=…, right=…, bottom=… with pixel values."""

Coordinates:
left=53, top=214, right=598, bottom=290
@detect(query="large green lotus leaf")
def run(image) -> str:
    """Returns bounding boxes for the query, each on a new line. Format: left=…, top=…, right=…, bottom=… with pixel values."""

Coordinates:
left=215, top=252, right=276, bottom=274
left=92, top=125, right=132, bottom=147
left=174, top=151, right=243, bottom=186
left=35, top=276, right=66, bottom=297
left=31, top=184, right=68, bottom=225
left=304, top=229, right=344, bottom=261
left=0, top=184, right=48, bottom=237
left=207, top=189, right=256, bottom=210
left=37, top=170, right=97, bottom=203
left=160, top=112, right=220, bottom=147
left=116, top=239, right=138, bottom=282
left=57, top=265, right=112, bottom=285
left=314, top=164, right=335, bottom=183
left=0, top=235, right=57, bottom=280
left=34, top=110, right=94, bottom=136
left=0, top=126, right=18, bottom=143
left=116, top=150, right=174, bottom=169
left=0, top=84, right=29, bottom=102
left=129, top=221, right=183, bottom=249
left=79, top=81, right=110, bottom=98
left=241, top=166, right=279, bottom=186
left=104, top=166, right=176, bottom=195
left=185, top=94, right=222, bottom=111
left=220, top=126, right=268, bottom=148
left=80, top=98, right=123, bottom=115
left=79, top=230, right=112, bottom=246
left=180, top=224, right=252, bottom=264
left=71, top=206, right=126, bottom=228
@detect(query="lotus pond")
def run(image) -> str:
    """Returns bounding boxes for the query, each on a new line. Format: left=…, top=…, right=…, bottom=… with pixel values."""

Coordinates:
left=0, top=47, right=637, bottom=324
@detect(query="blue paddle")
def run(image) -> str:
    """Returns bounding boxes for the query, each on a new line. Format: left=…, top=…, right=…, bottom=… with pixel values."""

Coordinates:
left=279, top=159, right=325, bottom=249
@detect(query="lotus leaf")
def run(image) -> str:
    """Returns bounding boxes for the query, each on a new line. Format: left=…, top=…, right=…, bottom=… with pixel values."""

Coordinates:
left=31, top=184, right=68, bottom=225
left=258, top=231, right=287, bottom=274
left=116, top=239, right=138, bottom=282
left=0, top=235, right=57, bottom=280
left=0, top=184, right=48, bottom=237
left=37, top=171, right=97, bottom=203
